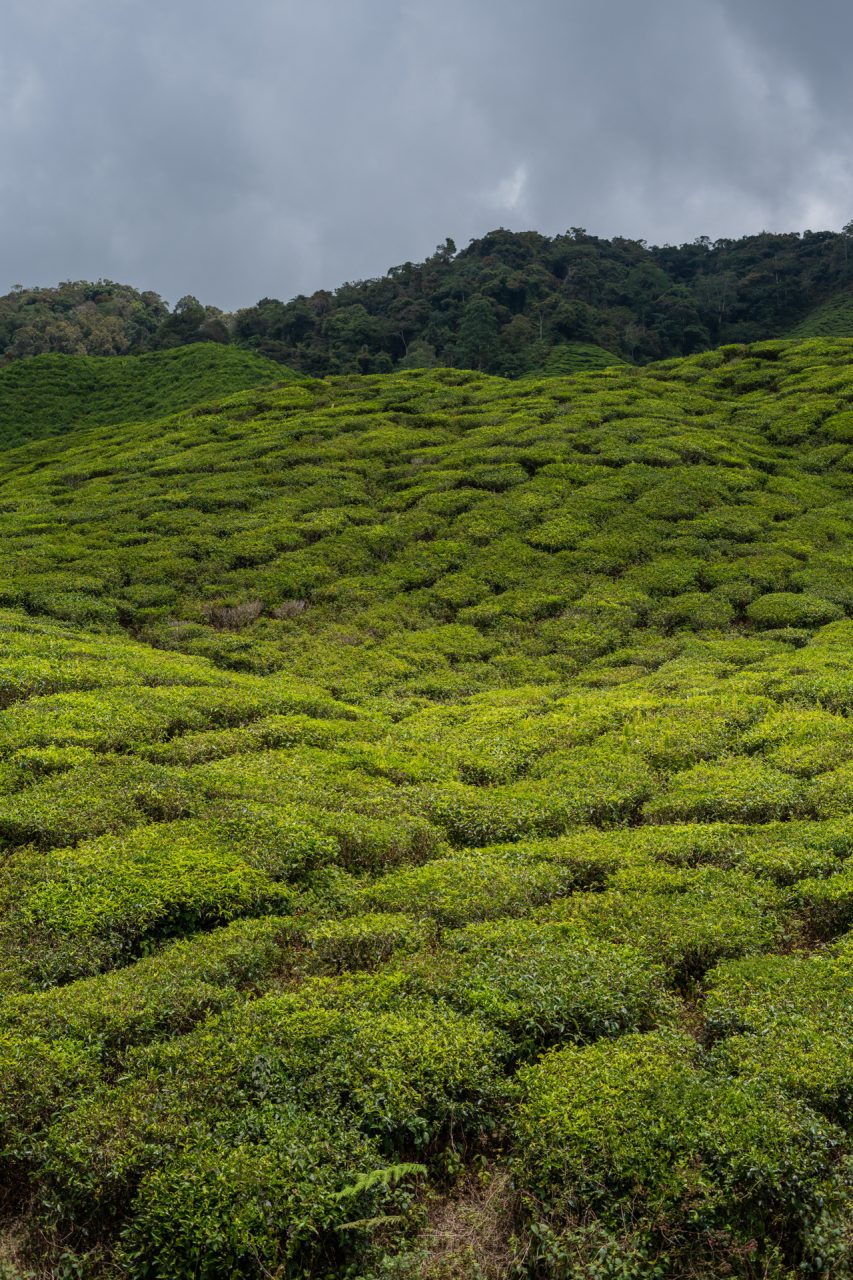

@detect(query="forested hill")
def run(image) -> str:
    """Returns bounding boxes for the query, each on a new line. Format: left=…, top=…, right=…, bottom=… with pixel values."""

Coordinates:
left=233, top=226, right=853, bottom=374
left=5, top=223, right=853, bottom=377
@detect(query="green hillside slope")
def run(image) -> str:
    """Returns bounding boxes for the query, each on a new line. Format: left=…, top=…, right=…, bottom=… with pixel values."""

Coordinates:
left=1, top=340, right=853, bottom=1277
left=0, top=342, right=289, bottom=449
left=538, top=340, right=626, bottom=374
left=790, top=288, right=853, bottom=337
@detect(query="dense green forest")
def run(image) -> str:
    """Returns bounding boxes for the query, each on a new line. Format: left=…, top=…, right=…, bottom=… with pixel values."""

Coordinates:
left=5, top=223, right=853, bottom=378
left=0, top=338, right=852, bottom=1276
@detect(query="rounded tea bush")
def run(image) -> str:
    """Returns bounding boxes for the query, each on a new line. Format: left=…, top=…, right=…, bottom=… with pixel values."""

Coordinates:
left=746, top=592, right=843, bottom=629
left=644, top=756, right=805, bottom=824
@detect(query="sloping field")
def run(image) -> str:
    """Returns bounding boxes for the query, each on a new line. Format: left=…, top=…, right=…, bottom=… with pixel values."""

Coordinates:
left=790, top=289, right=853, bottom=338
left=0, top=340, right=852, bottom=1276
left=539, top=341, right=626, bottom=374
left=0, top=342, right=288, bottom=450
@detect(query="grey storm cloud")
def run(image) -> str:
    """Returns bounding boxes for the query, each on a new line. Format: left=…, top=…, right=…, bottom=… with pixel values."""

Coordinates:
left=1, top=0, right=852, bottom=309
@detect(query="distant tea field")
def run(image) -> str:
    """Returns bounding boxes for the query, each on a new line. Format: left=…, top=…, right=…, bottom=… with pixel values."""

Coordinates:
left=0, top=339, right=851, bottom=1278
left=0, top=342, right=288, bottom=450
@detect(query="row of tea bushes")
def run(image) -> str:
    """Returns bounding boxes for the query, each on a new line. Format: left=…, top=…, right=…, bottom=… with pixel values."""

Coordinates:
left=1, top=343, right=853, bottom=1274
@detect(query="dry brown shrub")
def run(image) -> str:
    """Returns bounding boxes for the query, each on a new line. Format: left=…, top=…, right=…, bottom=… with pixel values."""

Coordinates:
left=203, top=599, right=264, bottom=630
left=272, top=598, right=309, bottom=620
left=417, top=1165, right=520, bottom=1280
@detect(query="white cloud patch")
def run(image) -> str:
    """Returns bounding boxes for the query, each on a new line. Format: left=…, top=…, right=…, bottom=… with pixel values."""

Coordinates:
left=489, top=164, right=529, bottom=215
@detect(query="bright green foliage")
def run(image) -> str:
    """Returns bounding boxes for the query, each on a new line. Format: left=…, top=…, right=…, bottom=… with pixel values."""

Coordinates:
left=538, top=342, right=626, bottom=374
left=0, top=820, right=295, bottom=987
left=644, top=756, right=805, bottom=824
left=1, top=340, right=853, bottom=1274
left=789, top=864, right=853, bottom=937
left=705, top=940, right=853, bottom=1120
left=734, top=817, right=853, bottom=883
left=744, top=708, right=853, bottom=777
left=0, top=757, right=201, bottom=848
left=359, top=849, right=578, bottom=925
left=513, top=1032, right=844, bottom=1274
left=536, top=867, right=783, bottom=983
left=410, top=919, right=672, bottom=1051
left=0, top=916, right=294, bottom=1058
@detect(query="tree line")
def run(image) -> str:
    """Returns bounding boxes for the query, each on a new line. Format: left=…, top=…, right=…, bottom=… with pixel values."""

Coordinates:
left=4, top=223, right=853, bottom=374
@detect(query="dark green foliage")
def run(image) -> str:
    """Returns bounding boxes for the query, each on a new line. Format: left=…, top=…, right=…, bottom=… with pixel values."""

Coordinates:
left=8, top=225, right=853, bottom=383
left=34, top=988, right=507, bottom=1223
left=0, top=279, right=227, bottom=363
left=117, top=1111, right=405, bottom=1280
left=231, top=226, right=853, bottom=374
left=746, top=591, right=844, bottom=629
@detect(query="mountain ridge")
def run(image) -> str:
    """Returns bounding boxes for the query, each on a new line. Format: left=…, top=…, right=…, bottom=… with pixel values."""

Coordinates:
left=5, top=222, right=853, bottom=377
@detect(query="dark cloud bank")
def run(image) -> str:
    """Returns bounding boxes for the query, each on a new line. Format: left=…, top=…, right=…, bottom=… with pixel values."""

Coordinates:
left=2, top=0, right=852, bottom=309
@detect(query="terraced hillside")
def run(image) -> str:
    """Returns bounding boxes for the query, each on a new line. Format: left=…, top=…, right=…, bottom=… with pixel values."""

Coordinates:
left=790, top=290, right=853, bottom=338
left=0, top=343, right=288, bottom=450
left=1, top=340, right=853, bottom=1278
left=539, top=341, right=626, bottom=375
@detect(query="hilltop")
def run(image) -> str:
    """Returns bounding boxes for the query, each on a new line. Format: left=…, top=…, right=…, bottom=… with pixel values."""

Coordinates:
left=5, top=222, right=853, bottom=379
left=0, top=343, right=289, bottom=449
left=0, top=340, right=852, bottom=1276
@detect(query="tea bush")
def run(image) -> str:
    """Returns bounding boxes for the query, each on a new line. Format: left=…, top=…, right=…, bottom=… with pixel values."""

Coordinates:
left=535, top=867, right=784, bottom=983
left=0, top=916, right=295, bottom=1057
left=36, top=992, right=508, bottom=1218
left=0, top=821, right=295, bottom=986
left=117, top=1109, right=403, bottom=1280
left=513, top=1031, right=843, bottom=1272
left=0, top=757, right=201, bottom=848
left=746, top=591, right=844, bottom=629
left=1, top=341, right=853, bottom=1274
left=644, top=756, right=806, bottom=824
left=411, top=918, right=672, bottom=1052
left=0, top=344, right=287, bottom=448
left=705, top=942, right=853, bottom=1120
left=789, top=865, right=853, bottom=938
left=358, top=849, right=578, bottom=925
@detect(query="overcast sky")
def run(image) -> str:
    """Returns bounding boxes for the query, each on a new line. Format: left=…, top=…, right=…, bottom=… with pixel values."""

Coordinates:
left=2, top=0, right=852, bottom=310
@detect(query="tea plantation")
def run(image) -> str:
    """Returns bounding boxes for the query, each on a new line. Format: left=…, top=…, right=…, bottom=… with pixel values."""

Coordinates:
left=790, top=291, right=853, bottom=340
left=0, top=344, right=288, bottom=451
left=0, top=339, right=852, bottom=1277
